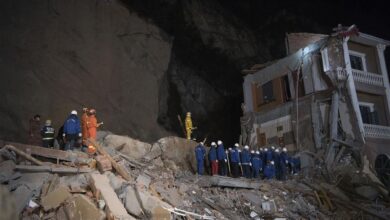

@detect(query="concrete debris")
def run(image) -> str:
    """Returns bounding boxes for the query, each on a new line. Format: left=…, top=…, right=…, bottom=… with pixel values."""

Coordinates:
left=0, top=160, right=15, bottom=183
left=1, top=135, right=389, bottom=220
left=89, top=172, right=134, bottom=220
left=41, top=185, right=71, bottom=211
left=65, top=195, right=106, bottom=220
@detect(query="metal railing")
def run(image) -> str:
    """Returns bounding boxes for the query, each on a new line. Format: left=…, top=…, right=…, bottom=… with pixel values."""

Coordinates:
left=364, top=124, right=390, bottom=139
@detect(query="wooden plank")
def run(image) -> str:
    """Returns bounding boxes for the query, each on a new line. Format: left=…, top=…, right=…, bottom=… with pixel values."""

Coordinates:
left=3, top=141, right=88, bottom=161
left=3, top=145, right=43, bottom=165
left=87, top=139, right=132, bottom=181
left=208, top=176, right=262, bottom=189
left=15, top=165, right=92, bottom=173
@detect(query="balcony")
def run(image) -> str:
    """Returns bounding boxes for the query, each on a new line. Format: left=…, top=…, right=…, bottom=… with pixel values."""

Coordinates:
left=336, top=69, right=384, bottom=87
left=364, top=124, right=390, bottom=139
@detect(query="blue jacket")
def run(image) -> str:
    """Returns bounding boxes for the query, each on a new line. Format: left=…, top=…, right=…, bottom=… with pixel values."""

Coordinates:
left=195, top=144, right=206, bottom=161
left=280, top=152, right=289, bottom=164
left=251, top=154, right=262, bottom=170
left=209, top=146, right=217, bottom=161
left=266, top=150, right=273, bottom=162
left=230, top=148, right=240, bottom=163
left=241, top=149, right=250, bottom=164
left=217, top=144, right=227, bottom=160
left=63, top=114, right=81, bottom=135
left=264, top=164, right=275, bottom=179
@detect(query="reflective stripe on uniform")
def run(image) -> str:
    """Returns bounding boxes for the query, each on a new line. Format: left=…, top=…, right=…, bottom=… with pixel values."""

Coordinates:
left=42, top=137, right=54, bottom=140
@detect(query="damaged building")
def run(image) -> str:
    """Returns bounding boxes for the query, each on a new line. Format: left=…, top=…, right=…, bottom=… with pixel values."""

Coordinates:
left=241, top=25, right=390, bottom=187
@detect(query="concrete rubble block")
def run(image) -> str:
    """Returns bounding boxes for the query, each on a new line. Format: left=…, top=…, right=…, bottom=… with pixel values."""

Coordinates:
left=152, top=206, right=171, bottom=220
left=60, top=174, right=89, bottom=189
left=136, top=174, right=151, bottom=189
left=64, top=195, right=106, bottom=220
left=209, top=176, right=262, bottom=189
left=103, top=135, right=152, bottom=160
left=152, top=157, right=164, bottom=167
left=89, top=173, right=135, bottom=220
left=96, top=155, right=112, bottom=172
left=153, top=184, right=181, bottom=207
left=0, top=185, right=17, bottom=219
left=12, top=185, right=34, bottom=215
left=9, top=172, right=51, bottom=192
left=144, top=143, right=163, bottom=161
left=105, top=172, right=126, bottom=192
left=138, top=188, right=172, bottom=217
left=0, top=160, right=15, bottom=183
left=123, top=186, right=143, bottom=217
left=355, top=185, right=379, bottom=200
left=41, top=185, right=72, bottom=211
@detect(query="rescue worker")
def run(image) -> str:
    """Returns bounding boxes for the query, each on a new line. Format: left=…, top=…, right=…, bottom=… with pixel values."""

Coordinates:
left=208, top=142, right=218, bottom=175
left=262, top=148, right=268, bottom=168
left=185, top=112, right=194, bottom=140
left=264, top=161, right=276, bottom=179
left=230, top=143, right=241, bottom=178
left=265, top=147, right=273, bottom=163
left=63, top=110, right=81, bottom=151
left=28, top=114, right=41, bottom=145
left=279, top=147, right=289, bottom=180
left=81, top=107, right=89, bottom=148
left=86, top=109, right=103, bottom=141
left=241, top=145, right=251, bottom=178
left=274, top=148, right=281, bottom=180
left=195, top=142, right=206, bottom=175
left=217, top=140, right=227, bottom=176
left=251, top=151, right=262, bottom=178
left=41, top=120, right=55, bottom=148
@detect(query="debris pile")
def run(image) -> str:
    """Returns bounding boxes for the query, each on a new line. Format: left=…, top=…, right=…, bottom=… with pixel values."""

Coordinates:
left=0, top=133, right=389, bottom=219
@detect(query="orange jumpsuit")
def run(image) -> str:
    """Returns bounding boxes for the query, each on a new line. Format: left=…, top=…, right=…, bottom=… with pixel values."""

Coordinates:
left=87, top=115, right=98, bottom=140
left=81, top=112, right=89, bottom=145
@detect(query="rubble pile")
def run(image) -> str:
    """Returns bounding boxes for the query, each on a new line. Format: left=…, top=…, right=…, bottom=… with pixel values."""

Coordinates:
left=0, top=133, right=389, bottom=220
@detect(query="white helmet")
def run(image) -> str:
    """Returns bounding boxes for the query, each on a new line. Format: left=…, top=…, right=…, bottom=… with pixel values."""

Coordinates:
left=71, top=110, right=77, bottom=115
left=283, top=147, right=287, bottom=152
left=200, top=142, right=204, bottom=145
left=260, top=148, right=263, bottom=151
left=211, top=142, right=216, bottom=146
left=244, top=145, right=249, bottom=149
left=264, top=148, right=268, bottom=151
left=270, top=161, right=275, bottom=165
left=234, top=143, right=239, bottom=147
left=275, top=149, right=280, bottom=153
left=251, top=150, right=255, bottom=154
left=256, top=151, right=260, bottom=154
left=228, top=147, right=232, bottom=151
left=217, top=140, right=222, bottom=145
left=271, top=146, right=275, bottom=150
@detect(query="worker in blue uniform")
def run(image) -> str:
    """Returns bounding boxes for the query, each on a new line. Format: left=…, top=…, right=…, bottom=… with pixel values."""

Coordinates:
left=264, top=160, right=276, bottom=179
left=195, top=142, right=206, bottom=175
left=230, top=143, right=241, bottom=177
left=251, top=151, right=262, bottom=178
left=217, top=140, right=227, bottom=176
left=279, top=147, right=289, bottom=180
left=241, top=145, right=251, bottom=178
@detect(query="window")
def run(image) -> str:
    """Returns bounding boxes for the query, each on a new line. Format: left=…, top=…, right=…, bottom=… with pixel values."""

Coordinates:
left=349, top=50, right=367, bottom=71
left=262, top=81, right=274, bottom=103
left=359, top=102, right=378, bottom=125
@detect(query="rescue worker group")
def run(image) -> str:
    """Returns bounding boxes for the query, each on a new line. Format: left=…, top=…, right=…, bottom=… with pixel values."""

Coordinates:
left=28, top=108, right=103, bottom=154
left=195, top=142, right=301, bottom=180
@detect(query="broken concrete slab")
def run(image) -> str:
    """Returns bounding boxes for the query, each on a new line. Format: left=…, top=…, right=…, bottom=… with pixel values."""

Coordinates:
left=89, top=173, right=134, bottom=220
left=9, top=172, right=51, bottom=192
left=123, top=186, right=143, bottom=217
left=137, top=188, right=172, bottom=216
left=65, top=195, right=105, bottom=220
left=11, top=185, right=34, bottom=215
left=41, top=185, right=71, bottom=211
left=0, top=160, right=15, bottom=183
left=105, top=172, right=126, bottom=192
left=355, top=185, right=379, bottom=200
left=96, top=155, right=112, bottom=172
left=60, top=174, right=89, bottom=189
left=103, top=134, right=152, bottom=160
left=136, top=174, right=151, bottom=189
left=207, top=176, right=262, bottom=189
left=152, top=206, right=171, bottom=220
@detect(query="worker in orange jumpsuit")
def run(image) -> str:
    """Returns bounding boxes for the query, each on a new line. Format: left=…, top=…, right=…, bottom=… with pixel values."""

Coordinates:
left=81, top=107, right=89, bottom=148
left=86, top=109, right=103, bottom=141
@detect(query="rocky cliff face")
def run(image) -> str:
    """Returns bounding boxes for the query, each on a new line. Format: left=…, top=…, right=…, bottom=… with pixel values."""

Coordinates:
left=0, top=0, right=271, bottom=144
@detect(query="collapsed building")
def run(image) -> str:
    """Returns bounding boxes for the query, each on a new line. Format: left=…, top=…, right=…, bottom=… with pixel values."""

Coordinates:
left=241, top=25, right=390, bottom=187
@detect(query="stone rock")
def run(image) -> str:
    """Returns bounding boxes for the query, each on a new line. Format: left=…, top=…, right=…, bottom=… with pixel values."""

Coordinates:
left=103, top=135, right=152, bottom=160
left=12, top=185, right=34, bottom=215
left=123, top=186, right=143, bottom=217
left=151, top=206, right=171, bottom=220
left=105, top=172, right=126, bottom=192
left=65, top=195, right=105, bottom=220
left=60, top=174, right=89, bottom=189
left=9, top=172, right=51, bottom=192
left=41, top=185, right=71, bottom=211
left=355, top=185, right=379, bottom=200
left=0, top=160, right=15, bottom=183
left=138, top=188, right=172, bottom=216
left=0, top=185, right=17, bottom=219
left=136, top=174, right=151, bottom=189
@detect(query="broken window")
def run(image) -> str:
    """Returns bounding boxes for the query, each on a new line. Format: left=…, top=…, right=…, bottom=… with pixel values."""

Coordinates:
left=349, top=51, right=366, bottom=71
left=359, top=102, right=379, bottom=125
left=262, top=81, right=274, bottom=103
